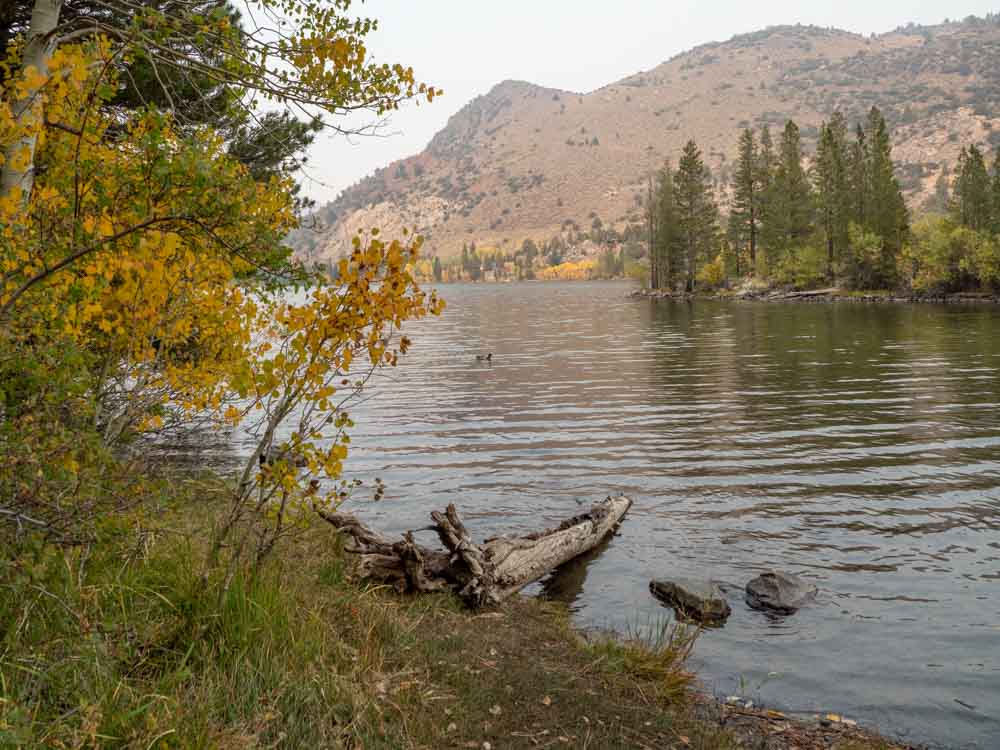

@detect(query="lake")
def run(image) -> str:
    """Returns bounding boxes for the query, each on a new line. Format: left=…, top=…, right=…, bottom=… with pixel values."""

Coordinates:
left=233, top=280, right=1000, bottom=749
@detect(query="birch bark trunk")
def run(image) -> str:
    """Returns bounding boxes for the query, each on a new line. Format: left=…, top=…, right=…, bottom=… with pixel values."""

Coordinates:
left=1, top=0, right=64, bottom=203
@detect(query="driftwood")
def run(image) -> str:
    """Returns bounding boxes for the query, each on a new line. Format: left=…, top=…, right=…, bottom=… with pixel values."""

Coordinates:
left=316, top=495, right=632, bottom=608
left=769, top=287, right=839, bottom=299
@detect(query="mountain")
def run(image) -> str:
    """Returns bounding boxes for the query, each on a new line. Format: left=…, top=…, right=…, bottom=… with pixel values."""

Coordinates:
left=291, top=15, right=1000, bottom=262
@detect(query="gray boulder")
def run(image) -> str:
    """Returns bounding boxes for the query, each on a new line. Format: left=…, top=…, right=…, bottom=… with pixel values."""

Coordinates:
left=745, top=571, right=817, bottom=614
left=650, top=578, right=731, bottom=626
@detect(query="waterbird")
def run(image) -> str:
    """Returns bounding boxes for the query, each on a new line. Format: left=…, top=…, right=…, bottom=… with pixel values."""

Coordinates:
left=476, top=353, right=492, bottom=361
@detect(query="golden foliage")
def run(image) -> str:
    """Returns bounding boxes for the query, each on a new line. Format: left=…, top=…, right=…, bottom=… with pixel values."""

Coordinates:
left=537, top=258, right=596, bottom=280
left=695, top=254, right=726, bottom=289
left=1, top=10, right=442, bottom=559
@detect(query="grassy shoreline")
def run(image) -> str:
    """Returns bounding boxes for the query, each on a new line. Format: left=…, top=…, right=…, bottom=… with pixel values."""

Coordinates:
left=2, top=479, right=916, bottom=749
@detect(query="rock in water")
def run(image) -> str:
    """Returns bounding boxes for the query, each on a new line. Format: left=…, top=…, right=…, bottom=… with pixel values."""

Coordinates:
left=745, top=571, right=817, bottom=614
left=649, top=579, right=731, bottom=625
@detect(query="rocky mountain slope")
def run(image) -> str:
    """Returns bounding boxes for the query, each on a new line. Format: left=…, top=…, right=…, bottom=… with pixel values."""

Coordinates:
left=292, top=15, right=1000, bottom=262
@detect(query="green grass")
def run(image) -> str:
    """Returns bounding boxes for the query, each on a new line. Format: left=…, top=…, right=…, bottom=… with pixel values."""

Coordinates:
left=0, top=483, right=906, bottom=749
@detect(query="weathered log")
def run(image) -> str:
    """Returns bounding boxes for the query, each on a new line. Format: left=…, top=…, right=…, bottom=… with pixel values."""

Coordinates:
left=780, top=287, right=839, bottom=299
left=316, top=495, right=632, bottom=608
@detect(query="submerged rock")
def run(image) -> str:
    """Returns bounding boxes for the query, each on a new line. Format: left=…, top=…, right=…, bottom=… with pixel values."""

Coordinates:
left=745, top=571, right=817, bottom=614
left=649, top=578, right=731, bottom=625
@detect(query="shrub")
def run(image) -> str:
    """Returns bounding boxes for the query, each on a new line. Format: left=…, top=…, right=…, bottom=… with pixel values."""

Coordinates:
left=962, top=231, right=1000, bottom=289
left=770, top=242, right=828, bottom=289
left=843, top=224, right=897, bottom=290
left=695, top=254, right=727, bottom=289
left=899, top=216, right=986, bottom=293
left=624, top=259, right=649, bottom=283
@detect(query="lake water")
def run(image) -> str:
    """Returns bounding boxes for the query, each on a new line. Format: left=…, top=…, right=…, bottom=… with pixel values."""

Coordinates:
left=230, top=280, right=1000, bottom=749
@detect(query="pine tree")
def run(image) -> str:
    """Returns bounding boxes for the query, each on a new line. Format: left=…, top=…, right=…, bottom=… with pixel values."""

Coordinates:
left=953, top=144, right=992, bottom=231
left=521, top=238, right=539, bottom=266
left=651, top=163, right=682, bottom=290
left=546, top=237, right=564, bottom=266
left=992, top=150, right=1000, bottom=235
left=848, top=123, right=868, bottom=228
left=647, top=175, right=658, bottom=289
left=726, top=207, right=745, bottom=277
left=763, top=120, right=813, bottom=270
left=433, top=256, right=443, bottom=282
left=924, top=168, right=951, bottom=215
left=777, top=120, right=813, bottom=245
left=864, top=107, right=908, bottom=258
left=842, top=108, right=907, bottom=288
left=758, top=125, right=777, bottom=188
left=731, top=128, right=761, bottom=270
left=756, top=124, right=778, bottom=265
left=674, top=140, right=719, bottom=291
left=814, top=112, right=850, bottom=281
left=468, top=243, right=482, bottom=281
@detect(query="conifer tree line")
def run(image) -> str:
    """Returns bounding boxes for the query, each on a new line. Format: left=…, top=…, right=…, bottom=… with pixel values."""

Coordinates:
left=648, top=106, right=1000, bottom=294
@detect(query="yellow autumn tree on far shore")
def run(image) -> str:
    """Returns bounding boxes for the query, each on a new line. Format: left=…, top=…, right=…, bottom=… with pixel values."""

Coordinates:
left=537, top=258, right=598, bottom=281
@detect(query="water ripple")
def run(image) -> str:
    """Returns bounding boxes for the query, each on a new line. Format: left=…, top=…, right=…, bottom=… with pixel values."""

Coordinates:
left=223, top=281, right=1000, bottom=750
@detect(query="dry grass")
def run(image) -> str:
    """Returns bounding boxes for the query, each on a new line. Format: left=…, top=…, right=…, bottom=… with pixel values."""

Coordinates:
left=1, top=482, right=912, bottom=749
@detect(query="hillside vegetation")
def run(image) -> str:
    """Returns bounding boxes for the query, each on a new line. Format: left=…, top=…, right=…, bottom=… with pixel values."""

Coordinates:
left=293, top=15, right=1000, bottom=264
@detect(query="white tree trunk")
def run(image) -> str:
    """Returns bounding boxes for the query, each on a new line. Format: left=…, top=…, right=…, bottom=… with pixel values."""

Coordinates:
left=1, top=0, right=63, bottom=203
left=317, top=495, right=633, bottom=608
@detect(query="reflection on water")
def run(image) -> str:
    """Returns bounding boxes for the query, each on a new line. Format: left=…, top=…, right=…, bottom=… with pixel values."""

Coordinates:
left=539, top=533, right=615, bottom=607
left=214, top=281, right=998, bottom=749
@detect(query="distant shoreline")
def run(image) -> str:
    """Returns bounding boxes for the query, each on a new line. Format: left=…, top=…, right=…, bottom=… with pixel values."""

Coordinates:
left=629, top=287, right=1000, bottom=305
left=421, top=278, right=1000, bottom=305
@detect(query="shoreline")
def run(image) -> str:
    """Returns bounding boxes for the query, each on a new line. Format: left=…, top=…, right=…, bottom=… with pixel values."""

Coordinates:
left=629, top=287, right=1000, bottom=305
left=419, top=278, right=1000, bottom=307
left=3, top=473, right=923, bottom=749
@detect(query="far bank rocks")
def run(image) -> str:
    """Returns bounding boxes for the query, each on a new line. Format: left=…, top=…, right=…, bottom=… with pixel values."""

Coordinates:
left=628, top=286, right=1000, bottom=305
left=650, top=578, right=731, bottom=626
left=745, top=571, right=817, bottom=615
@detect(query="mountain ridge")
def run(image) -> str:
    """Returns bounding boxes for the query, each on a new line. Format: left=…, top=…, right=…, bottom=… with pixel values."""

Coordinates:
left=291, top=15, right=1000, bottom=262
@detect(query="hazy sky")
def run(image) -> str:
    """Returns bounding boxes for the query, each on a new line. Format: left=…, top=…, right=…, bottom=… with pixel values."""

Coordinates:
left=299, top=1, right=998, bottom=205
